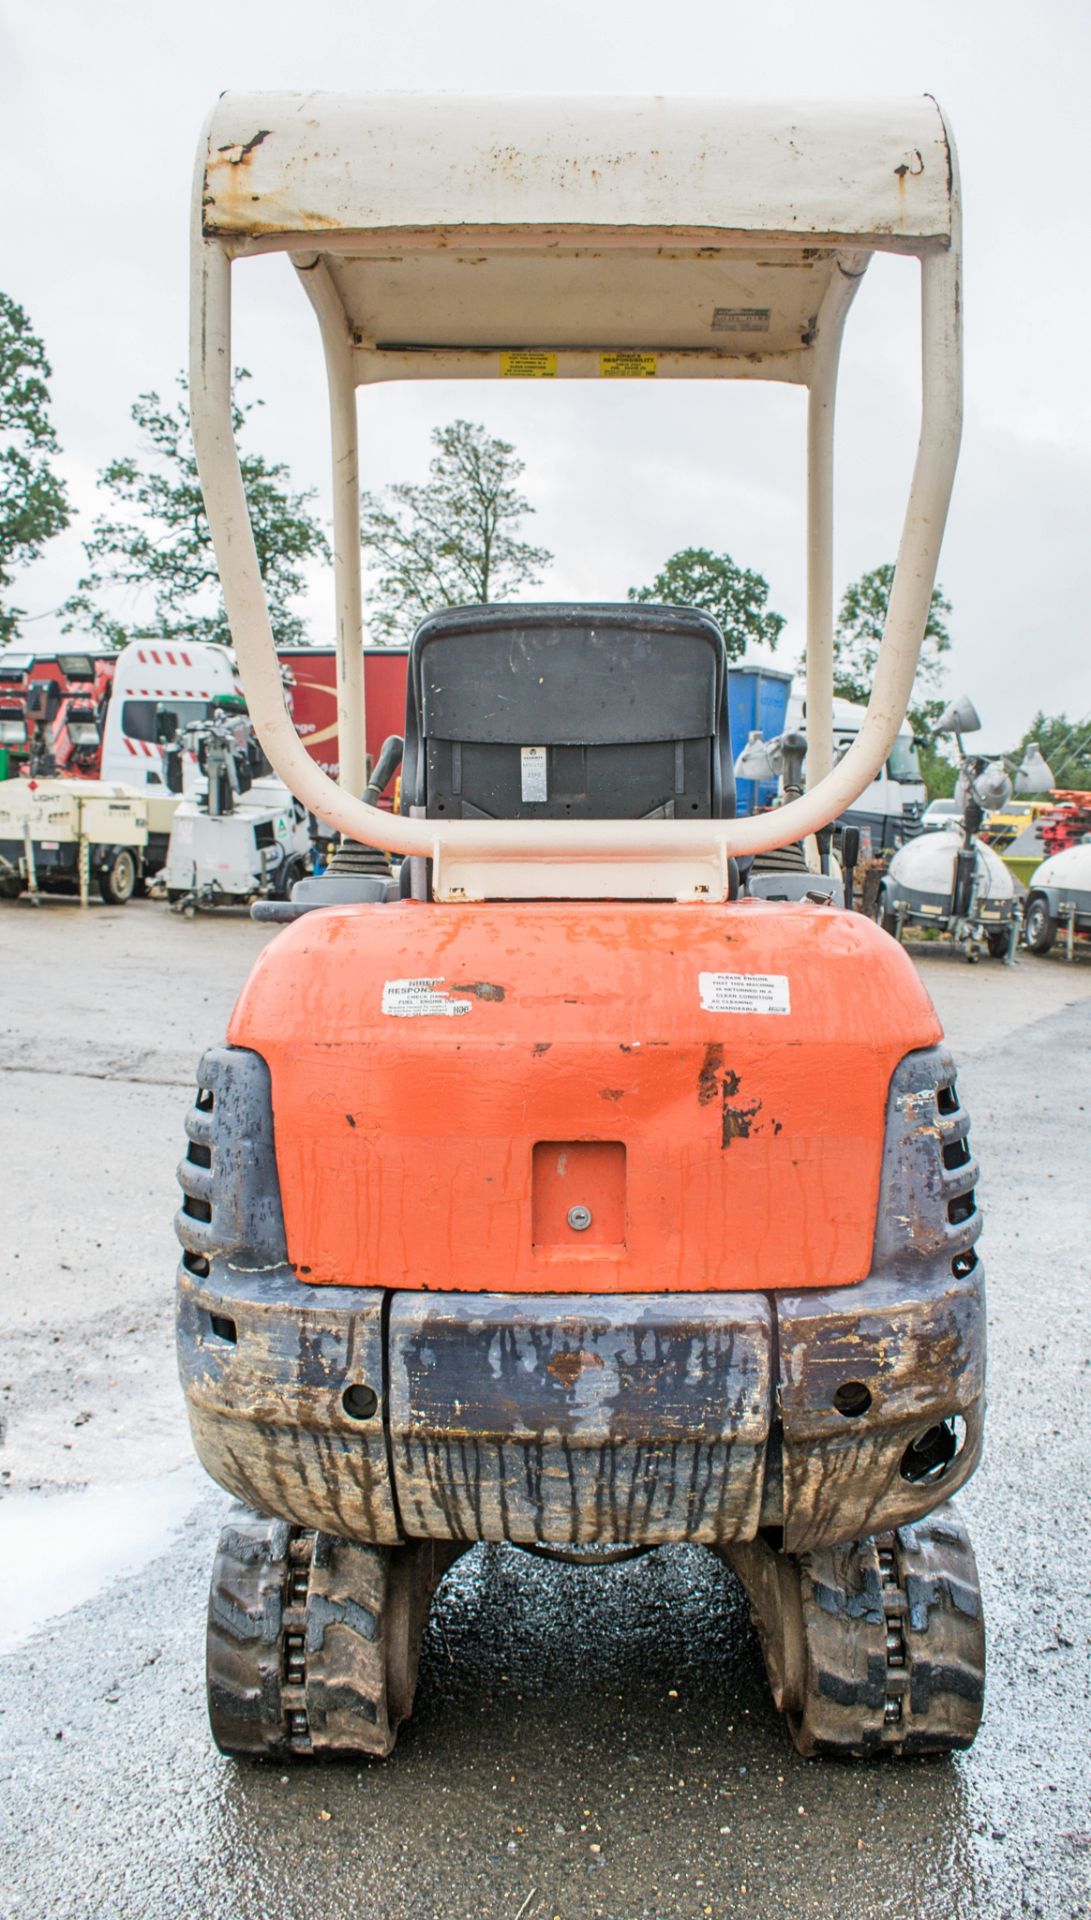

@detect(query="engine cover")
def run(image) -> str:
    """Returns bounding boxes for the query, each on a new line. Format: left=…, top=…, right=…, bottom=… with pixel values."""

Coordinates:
left=228, top=900, right=940, bottom=1293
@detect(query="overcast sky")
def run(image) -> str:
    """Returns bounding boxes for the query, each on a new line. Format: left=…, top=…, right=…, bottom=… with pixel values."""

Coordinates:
left=3, top=0, right=1089, bottom=753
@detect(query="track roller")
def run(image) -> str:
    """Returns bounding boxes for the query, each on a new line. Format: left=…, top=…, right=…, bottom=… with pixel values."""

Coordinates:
left=206, top=1506, right=460, bottom=1760
left=725, top=1502, right=985, bottom=1757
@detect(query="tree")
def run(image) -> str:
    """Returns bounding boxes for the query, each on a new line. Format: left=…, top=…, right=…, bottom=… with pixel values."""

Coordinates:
left=915, top=737, right=959, bottom=802
left=833, top=562, right=952, bottom=727
left=0, top=293, right=72, bottom=645
left=360, top=419, right=552, bottom=643
left=1013, top=710, right=1091, bottom=793
left=64, top=371, right=328, bottom=648
left=627, top=547, right=785, bottom=661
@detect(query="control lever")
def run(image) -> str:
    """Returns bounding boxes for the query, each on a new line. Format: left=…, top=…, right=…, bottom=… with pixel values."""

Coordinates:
left=840, top=825, right=860, bottom=912
left=364, top=733, right=404, bottom=807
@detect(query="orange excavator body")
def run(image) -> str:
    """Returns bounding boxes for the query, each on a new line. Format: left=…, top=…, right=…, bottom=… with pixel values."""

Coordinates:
left=180, top=89, right=988, bottom=1767
left=229, top=899, right=940, bottom=1296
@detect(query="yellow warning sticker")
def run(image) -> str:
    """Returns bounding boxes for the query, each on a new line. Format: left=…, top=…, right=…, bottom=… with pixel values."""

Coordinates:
left=599, top=352, right=658, bottom=378
left=499, top=351, right=557, bottom=379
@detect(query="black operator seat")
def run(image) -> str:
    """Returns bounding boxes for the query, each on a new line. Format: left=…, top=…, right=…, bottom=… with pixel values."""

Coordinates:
left=400, top=603, right=735, bottom=822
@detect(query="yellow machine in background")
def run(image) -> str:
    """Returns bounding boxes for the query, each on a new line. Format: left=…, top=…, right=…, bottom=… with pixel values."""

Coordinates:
left=981, top=799, right=1055, bottom=888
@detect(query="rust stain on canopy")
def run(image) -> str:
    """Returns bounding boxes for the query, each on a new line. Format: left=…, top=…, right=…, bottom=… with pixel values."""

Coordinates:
left=216, top=127, right=272, bottom=165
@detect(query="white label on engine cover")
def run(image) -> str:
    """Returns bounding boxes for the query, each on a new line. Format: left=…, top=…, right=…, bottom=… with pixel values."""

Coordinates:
left=699, top=971, right=791, bottom=1016
left=520, top=746, right=548, bottom=802
left=381, top=977, right=472, bottom=1018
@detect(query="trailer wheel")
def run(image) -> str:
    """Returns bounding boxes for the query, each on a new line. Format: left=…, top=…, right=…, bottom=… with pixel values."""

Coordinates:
left=276, top=856, right=305, bottom=901
left=0, top=875, right=21, bottom=901
left=97, top=846, right=138, bottom=905
left=986, top=928, right=1012, bottom=960
left=1023, top=896, right=1057, bottom=954
left=876, top=886, right=899, bottom=939
left=206, top=1507, right=456, bottom=1760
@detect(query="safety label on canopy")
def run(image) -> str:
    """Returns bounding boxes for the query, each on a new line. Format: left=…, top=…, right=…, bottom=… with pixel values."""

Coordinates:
left=711, top=307, right=770, bottom=333
left=599, top=352, right=658, bottom=377
left=381, top=978, right=473, bottom=1018
left=699, top=972, right=791, bottom=1016
left=499, top=351, right=557, bottom=378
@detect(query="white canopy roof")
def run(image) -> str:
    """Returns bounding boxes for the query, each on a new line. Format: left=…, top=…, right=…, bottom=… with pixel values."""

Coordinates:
left=200, top=93, right=953, bottom=384
left=191, top=92, right=961, bottom=895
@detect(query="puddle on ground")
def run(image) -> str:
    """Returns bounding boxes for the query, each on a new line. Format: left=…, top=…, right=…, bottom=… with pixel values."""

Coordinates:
left=0, top=1463, right=206, bottom=1653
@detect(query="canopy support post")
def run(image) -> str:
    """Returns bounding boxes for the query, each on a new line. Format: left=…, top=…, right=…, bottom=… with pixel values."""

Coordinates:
left=296, top=258, right=366, bottom=801
left=805, top=257, right=865, bottom=791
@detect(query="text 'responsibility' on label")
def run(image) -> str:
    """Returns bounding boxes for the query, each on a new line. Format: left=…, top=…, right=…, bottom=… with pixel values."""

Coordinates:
left=382, top=978, right=473, bottom=1018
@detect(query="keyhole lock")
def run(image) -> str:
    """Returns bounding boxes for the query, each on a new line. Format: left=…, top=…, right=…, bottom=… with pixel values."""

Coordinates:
left=567, top=1204, right=593, bottom=1232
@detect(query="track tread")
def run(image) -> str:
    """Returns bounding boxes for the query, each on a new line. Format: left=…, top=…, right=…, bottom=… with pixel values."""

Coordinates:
left=205, top=1505, right=429, bottom=1760
left=789, top=1503, right=985, bottom=1757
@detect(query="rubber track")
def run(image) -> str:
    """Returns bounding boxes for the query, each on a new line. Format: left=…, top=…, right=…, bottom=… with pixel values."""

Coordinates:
left=206, top=1506, right=398, bottom=1759
left=790, top=1502, right=985, bottom=1756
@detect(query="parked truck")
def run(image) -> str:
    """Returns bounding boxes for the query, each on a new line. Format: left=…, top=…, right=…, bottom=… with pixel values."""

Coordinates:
left=0, top=650, right=113, bottom=779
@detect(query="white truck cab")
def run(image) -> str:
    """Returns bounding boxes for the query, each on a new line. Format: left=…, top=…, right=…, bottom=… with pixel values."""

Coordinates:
left=787, top=692, right=927, bottom=855
left=100, top=640, right=238, bottom=789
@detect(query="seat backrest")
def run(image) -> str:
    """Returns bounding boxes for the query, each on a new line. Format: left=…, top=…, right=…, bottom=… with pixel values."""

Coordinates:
left=401, top=603, right=734, bottom=822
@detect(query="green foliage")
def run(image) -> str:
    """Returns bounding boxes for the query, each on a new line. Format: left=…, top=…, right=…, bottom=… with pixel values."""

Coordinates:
left=915, top=738, right=959, bottom=801
left=1014, top=710, right=1091, bottom=793
left=360, top=420, right=552, bottom=643
left=833, top=562, right=952, bottom=728
left=627, top=546, right=784, bottom=662
left=64, top=371, right=328, bottom=648
left=903, top=692, right=958, bottom=800
left=0, top=292, right=71, bottom=645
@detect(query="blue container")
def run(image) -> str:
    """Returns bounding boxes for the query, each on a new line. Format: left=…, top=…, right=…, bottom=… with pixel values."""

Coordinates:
left=728, top=662, right=793, bottom=815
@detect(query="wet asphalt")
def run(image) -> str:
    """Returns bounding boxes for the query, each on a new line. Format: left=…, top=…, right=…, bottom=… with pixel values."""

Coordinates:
left=1, top=902, right=1089, bottom=1920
